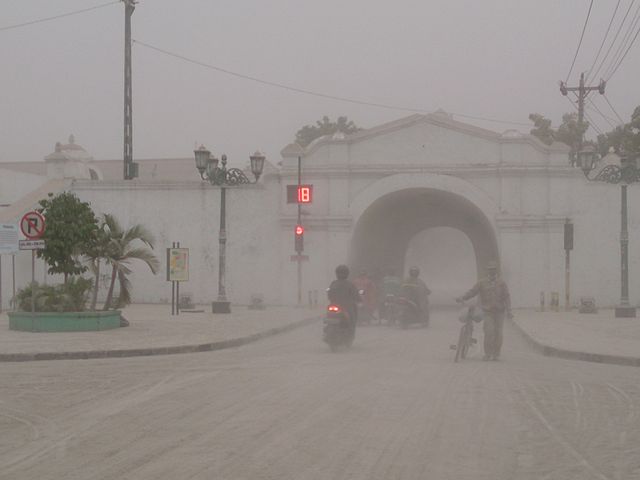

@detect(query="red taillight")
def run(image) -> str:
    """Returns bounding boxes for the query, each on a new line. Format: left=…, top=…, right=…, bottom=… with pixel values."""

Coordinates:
left=328, top=305, right=341, bottom=313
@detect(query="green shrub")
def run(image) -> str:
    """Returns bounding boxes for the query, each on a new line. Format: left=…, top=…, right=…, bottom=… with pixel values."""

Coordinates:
left=16, top=277, right=93, bottom=312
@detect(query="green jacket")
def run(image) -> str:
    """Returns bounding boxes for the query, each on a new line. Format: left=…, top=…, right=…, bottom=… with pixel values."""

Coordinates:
left=462, top=277, right=511, bottom=313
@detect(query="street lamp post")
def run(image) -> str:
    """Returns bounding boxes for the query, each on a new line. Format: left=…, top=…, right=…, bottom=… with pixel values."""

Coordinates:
left=580, top=148, right=639, bottom=318
left=194, top=146, right=265, bottom=313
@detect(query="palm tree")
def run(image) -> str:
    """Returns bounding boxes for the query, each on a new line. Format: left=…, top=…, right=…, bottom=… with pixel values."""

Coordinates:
left=101, top=214, right=160, bottom=310
left=84, top=221, right=111, bottom=310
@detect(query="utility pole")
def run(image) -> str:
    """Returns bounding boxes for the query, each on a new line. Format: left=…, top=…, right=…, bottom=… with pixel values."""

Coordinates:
left=560, top=73, right=605, bottom=155
left=123, top=0, right=137, bottom=180
left=297, top=154, right=303, bottom=306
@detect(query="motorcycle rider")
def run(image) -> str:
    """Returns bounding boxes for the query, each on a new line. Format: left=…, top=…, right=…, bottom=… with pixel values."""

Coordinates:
left=327, top=264, right=361, bottom=336
left=402, top=266, right=431, bottom=322
left=456, top=260, right=512, bottom=361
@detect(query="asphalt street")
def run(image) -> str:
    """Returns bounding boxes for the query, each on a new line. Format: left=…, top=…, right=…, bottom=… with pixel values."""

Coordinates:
left=1, top=309, right=638, bottom=480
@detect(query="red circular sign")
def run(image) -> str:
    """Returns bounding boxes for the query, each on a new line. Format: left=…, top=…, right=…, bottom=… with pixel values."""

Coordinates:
left=20, top=211, right=46, bottom=240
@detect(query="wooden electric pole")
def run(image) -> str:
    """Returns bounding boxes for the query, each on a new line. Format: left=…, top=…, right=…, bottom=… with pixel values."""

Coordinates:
left=123, top=0, right=137, bottom=179
left=559, top=73, right=606, bottom=155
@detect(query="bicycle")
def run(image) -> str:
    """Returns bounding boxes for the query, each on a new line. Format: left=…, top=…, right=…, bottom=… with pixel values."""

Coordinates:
left=450, top=303, right=481, bottom=362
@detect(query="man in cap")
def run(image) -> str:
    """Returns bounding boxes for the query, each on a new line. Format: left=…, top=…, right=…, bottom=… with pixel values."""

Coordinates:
left=456, top=261, right=512, bottom=361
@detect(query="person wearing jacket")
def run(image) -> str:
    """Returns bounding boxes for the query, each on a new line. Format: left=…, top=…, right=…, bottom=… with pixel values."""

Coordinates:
left=457, top=261, right=512, bottom=361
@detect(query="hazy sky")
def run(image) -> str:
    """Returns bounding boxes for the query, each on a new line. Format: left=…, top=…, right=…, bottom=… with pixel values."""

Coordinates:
left=2, top=0, right=639, bottom=168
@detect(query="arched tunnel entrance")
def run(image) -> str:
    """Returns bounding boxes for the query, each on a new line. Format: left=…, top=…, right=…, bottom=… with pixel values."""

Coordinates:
left=349, top=188, right=499, bottom=305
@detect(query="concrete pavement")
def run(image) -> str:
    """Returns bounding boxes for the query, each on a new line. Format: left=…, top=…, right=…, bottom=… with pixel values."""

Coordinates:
left=2, top=304, right=640, bottom=365
left=511, top=308, right=640, bottom=366
left=0, top=304, right=322, bottom=361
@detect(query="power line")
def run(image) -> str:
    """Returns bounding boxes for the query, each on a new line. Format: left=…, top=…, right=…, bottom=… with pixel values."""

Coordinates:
left=606, top=10, right=640, bottom=80
left=586, top=0, right=621, bottom=83
left=591, top=0, right=636, bottom=82
left=133, top=39, right=532, bottom=127
left=603, top=2, right=640, bottom=78
left=0, top=1, right=120, bottom=32
left=587, top=97, right=616, bottom=128
left=565, top=95, right=603, bottom=136
left=566, top=0, right=594, bottom=82
left=603, top=94, right=626, bottom=124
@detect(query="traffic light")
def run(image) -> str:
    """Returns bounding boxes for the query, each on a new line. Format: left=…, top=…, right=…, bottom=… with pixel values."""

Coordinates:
left=564, top=221, right=573, bottom=251
left=294, top=224, right=304, bottom=253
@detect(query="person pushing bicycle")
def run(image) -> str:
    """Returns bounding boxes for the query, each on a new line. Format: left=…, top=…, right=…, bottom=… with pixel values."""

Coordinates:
left=456, top=261, right=512, bottom=361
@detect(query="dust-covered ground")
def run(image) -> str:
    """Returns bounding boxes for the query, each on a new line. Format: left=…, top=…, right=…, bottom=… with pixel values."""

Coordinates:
left=1, top=309, right=638, bottom=480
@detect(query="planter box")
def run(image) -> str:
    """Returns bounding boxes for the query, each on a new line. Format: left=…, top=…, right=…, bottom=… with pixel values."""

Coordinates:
left=8, top=311, right=122, bottom=332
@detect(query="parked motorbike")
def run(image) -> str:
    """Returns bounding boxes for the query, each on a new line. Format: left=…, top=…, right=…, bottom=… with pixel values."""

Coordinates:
left=381, top=294, right=399, bottom=325
left=395, top=284, right=429, bottom=329
left=323, top=304, right=354, bottom=351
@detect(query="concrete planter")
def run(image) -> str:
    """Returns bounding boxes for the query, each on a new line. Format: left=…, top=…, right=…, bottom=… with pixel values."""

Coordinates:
left=8, top=311, right=121, bottom=332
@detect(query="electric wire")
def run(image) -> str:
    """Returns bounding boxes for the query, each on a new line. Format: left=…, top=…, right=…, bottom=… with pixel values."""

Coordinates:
left=587, top=97, right=617, bottom=128
left=604, top=2, right=640, bottom=78
left=603, top=94, right=626, bottom=124
left=586, top=0, right=621, bottom=83
left=605, top=12, right=640, bottom=80
left=0, top=1, right=120, bottom=32
left=603, top=2, right=640, bottom=79
left=564, top=95, right=603, bottom=137
left=591, top=0, right=636, bottom=82
left=133, top=39, right=532, bottom=127
left=566, top=0, right=594, bottom=82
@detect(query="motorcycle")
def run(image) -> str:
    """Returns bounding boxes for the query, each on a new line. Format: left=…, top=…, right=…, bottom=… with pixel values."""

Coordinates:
left=323, top=304, right=354, bottom=352
left=381, top=294, right=398, bottom=325
left=355, top=289, right=374, bottom=325
left=395, top=284, right=429, bottom=329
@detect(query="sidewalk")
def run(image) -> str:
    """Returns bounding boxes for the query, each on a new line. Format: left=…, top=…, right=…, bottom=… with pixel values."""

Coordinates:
left=511, top=309, right=640, bottom=367
left=0, top=304, right=322, bottom=362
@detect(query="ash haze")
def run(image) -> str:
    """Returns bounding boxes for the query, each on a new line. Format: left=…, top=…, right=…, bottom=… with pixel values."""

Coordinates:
left=1, top=0, right=639, bottom=164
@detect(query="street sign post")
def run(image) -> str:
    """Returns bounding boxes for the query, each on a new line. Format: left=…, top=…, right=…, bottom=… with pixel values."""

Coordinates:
left=20, top=211, right=46, bottom=315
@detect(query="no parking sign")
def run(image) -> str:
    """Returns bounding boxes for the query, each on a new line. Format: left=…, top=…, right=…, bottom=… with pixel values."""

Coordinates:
left=20, top=211, right=45, bottom=240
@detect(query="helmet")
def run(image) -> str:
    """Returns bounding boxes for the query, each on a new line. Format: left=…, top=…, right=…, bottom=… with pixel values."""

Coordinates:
left=335, top=264, right=350, bottom=279
left=409, top=266, right=420, bottom=278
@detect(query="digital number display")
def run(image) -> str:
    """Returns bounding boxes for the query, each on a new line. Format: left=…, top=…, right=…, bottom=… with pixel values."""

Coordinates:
left=298, top=186, right=311, bottom=203
left=287, top=185, right=313, bottom=204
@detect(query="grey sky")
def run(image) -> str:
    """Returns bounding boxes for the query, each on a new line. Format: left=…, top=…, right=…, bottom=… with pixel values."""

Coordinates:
left=2, top=0, right=639, bottom=167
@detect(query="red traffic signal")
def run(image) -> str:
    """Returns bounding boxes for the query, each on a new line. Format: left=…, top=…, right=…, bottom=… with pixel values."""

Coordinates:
left=294, top=224, right=304, bottom=253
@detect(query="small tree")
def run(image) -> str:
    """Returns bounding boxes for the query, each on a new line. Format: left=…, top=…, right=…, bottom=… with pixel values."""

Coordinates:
left=101, top=214, right=160, bottom=310
left=295, top=116, right=361, bottom=147
left=84, top=219, right=112, bottom=310
left=528, top=113, right=555, bottom=145
left=37, top=192, right=98, bottom=283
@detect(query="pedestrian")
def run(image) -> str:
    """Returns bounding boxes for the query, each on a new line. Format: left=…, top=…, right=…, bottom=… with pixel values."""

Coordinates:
left=456, top=261, right=512, bottom=361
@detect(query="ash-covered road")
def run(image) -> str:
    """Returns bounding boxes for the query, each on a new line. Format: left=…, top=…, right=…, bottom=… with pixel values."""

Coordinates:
left=1, top=310, right=639, bottom=480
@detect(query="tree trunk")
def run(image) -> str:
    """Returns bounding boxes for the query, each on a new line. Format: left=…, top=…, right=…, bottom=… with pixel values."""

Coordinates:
left=103, top=265, right=117, bottom=310
left=91, top=259, right=100, bottom=311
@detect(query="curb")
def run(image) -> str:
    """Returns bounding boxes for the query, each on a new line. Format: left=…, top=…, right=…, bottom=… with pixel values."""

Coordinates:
left=509, top=317, right=640, bottom=367
left=0, top=315, right=321, bottom=362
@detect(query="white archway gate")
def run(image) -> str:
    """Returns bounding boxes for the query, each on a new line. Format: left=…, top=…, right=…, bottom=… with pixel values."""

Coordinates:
left=278, top=112, right=626, bottom=308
